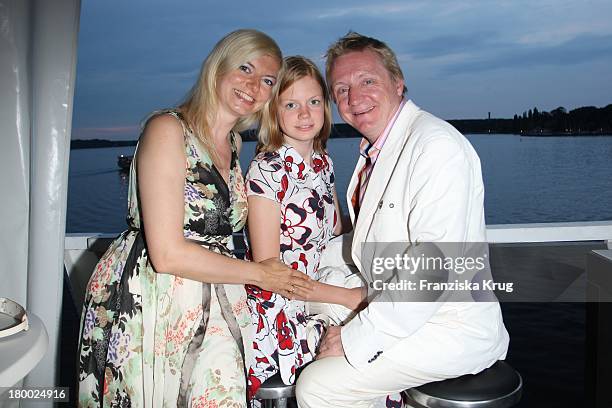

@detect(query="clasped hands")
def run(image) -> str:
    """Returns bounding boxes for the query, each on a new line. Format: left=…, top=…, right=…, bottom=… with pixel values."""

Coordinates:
left=256, top=258, right=359, bottom=360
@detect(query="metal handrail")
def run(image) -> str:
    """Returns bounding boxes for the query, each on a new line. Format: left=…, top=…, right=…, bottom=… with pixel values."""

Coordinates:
left=64, top=220, right=612, bottom=251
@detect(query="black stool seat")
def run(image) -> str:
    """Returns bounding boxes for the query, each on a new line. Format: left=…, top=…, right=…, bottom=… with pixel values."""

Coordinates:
left=406, top=361, right=522, bottom=408
left=255, top=372, right=296, bottom=400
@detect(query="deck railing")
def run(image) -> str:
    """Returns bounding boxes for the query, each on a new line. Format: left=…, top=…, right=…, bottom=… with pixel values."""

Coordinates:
left=64, top=220, right=612, bottom=310
left=63, top=221, right=612, bottom=405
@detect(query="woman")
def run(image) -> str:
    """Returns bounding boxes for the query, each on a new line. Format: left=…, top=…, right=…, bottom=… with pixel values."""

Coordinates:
left=244, top=56, right=364, bottom=401
left=77, top=30, right=312, bottom=407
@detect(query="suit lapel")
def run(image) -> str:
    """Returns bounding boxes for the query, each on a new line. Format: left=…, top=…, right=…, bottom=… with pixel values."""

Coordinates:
left=350, top=101, right=420, bottom=267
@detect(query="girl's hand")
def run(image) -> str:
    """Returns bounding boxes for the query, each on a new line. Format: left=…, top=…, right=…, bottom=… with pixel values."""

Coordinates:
left=343, top=287, right=368, bottom=311
left=258, top=258, right=314, bottom=300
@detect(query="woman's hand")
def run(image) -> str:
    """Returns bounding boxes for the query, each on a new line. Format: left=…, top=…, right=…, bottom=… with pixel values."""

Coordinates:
left=258, top=258, right=314, bottom=300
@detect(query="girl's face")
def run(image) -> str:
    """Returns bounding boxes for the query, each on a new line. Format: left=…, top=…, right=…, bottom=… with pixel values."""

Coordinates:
left=277, top=75, right=325, bottom=147
left=217, top=54, right=280, bottom=121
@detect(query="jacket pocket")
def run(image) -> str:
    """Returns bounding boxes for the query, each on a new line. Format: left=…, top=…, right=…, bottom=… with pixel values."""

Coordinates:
left=370, top=209, right=406, bottom=242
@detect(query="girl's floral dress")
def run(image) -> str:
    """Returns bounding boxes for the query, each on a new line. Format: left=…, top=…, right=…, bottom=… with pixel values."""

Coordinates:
left=77, top=110, right=251, bottom=408
left=244, top=144, right=336, bottom=400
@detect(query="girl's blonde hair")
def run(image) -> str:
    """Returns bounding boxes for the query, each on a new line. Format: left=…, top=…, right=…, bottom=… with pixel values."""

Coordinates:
left=257, top=56, right=332, bottom=154
left=179, top=29, right=282, bottom=158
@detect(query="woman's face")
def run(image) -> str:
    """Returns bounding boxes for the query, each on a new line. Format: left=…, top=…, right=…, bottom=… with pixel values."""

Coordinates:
left=217, top=54, right=280, bottom=121
left=277, top=75, right=325, bottom=147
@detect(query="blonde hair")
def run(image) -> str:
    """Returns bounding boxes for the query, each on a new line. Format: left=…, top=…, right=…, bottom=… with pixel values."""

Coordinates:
left=179, top=29, right=282, bottom=159
left=257, top=56, right=332, bottom=154
left=325, top=31, right=407, bottom=100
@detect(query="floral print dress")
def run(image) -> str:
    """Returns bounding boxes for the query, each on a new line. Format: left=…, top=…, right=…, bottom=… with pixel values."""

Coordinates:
left=77, top=110, right=251, bottom=408
left=244, top=144, right=337, bottom=400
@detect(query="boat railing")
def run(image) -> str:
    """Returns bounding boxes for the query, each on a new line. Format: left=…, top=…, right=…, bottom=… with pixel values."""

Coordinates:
left=63, top=221, right=612, bottom=404
left=65, top=220, right=612, bottom=312
left=487, top=220, right=612, bottom=245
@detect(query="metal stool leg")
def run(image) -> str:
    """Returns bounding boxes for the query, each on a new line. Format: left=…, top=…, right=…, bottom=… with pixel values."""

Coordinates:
left=255, top=372, right=296, bottom=408
left=261, top=397, right=288, bottom=408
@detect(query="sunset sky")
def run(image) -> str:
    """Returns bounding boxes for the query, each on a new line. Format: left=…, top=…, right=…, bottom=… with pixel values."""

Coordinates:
left=72, top=0, right=612, bottom=140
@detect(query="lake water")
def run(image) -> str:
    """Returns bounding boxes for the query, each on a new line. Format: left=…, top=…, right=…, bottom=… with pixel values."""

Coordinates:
left=67, top=134, right=612, bottom=233
left=66, top=134, right=612, bottom=407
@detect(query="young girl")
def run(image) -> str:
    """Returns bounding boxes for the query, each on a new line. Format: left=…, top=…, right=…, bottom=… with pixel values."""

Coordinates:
left=244, top=56, right=364, bottom=400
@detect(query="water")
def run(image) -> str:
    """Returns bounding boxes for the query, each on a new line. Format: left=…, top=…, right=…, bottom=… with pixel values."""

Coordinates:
left=66, top=134, right=612, bottom=406
left=67, top=147, right=132, bottom=233
left=469, top=134, right=612, bottom=224
left=67, top=134, right=612, bottom=233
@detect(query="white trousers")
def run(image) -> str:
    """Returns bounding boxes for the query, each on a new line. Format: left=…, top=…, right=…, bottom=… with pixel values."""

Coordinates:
left=295, top=354, right=453, bottom=408
left=300, top=262, right=448, bottom=408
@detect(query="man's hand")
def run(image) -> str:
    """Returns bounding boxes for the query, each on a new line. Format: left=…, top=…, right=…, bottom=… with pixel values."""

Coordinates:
left=316, top=325, right=345, bottom=359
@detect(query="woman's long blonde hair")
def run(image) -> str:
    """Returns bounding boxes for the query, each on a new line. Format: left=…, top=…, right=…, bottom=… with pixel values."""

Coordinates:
left=257, top=56, right=332, bottom=154
left=179, top=29, right=282, bottom=158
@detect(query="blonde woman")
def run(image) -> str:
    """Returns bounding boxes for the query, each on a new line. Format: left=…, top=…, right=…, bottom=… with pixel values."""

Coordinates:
left=77, top=30, right=313, bottom=407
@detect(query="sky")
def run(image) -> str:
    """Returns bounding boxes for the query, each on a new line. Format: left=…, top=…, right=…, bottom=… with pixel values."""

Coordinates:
left=72, top=0, right=612, bottom=140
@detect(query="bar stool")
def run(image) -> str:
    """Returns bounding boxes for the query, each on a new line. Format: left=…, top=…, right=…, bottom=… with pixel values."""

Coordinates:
left=255, top=373, right=295, bottom=408
left=404, top=361, right=522, bottom=408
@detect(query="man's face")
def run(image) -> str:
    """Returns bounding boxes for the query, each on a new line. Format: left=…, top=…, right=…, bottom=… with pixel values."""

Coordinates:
left=329, top=50, right=404, bottom=144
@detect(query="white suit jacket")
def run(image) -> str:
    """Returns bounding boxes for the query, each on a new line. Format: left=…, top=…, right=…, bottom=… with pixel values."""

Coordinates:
left=340, top=100, right=509, bottom=375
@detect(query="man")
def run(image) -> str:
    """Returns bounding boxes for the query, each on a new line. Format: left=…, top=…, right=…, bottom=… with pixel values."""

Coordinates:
left=296, top=32, right=509, bottom=407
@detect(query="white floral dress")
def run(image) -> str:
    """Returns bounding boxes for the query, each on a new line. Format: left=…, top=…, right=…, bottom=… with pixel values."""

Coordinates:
left=244, top=145, right=336, bottom=400
left=77, top=110, right=251, bottom=408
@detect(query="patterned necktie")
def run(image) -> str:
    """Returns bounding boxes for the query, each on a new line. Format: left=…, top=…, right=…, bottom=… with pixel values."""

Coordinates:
left=351, top=155, right=373, bottom=219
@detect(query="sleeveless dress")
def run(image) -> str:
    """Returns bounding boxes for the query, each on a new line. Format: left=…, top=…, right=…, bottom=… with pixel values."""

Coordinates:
left=77, top=110, right=251, bottom=408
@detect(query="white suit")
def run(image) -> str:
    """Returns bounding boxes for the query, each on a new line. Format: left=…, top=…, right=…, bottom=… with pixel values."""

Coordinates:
left=297, top=100, right=509, bottom=407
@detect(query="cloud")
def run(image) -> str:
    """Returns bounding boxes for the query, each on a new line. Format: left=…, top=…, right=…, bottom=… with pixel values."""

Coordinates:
left=438, top=33, right=612, bottom=76
left=72, top=0, right=612, bottom=134
left=404, top=31, right=500, bottom=59
left=314, top=2, right=425, bottom=19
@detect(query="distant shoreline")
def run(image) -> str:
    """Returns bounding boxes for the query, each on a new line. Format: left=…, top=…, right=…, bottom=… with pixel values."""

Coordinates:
left=71, top=139, right=138, bottom=150
left=70, top=123, right=363, bottom=150
left=71, top=122, right=612, bottom=150
left=71, top=103, right=612, bottom=149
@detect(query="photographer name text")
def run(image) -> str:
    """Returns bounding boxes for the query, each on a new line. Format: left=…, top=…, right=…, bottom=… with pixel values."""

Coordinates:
left=371, top=279, right=514, bottom=293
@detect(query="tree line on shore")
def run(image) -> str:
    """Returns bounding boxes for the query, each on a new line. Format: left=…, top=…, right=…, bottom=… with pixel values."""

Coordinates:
left=449, top=104, right=612, bottom=136
left=71, top=103, right=612, bottom=149
left=70, top=124, right=362, bottom=148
